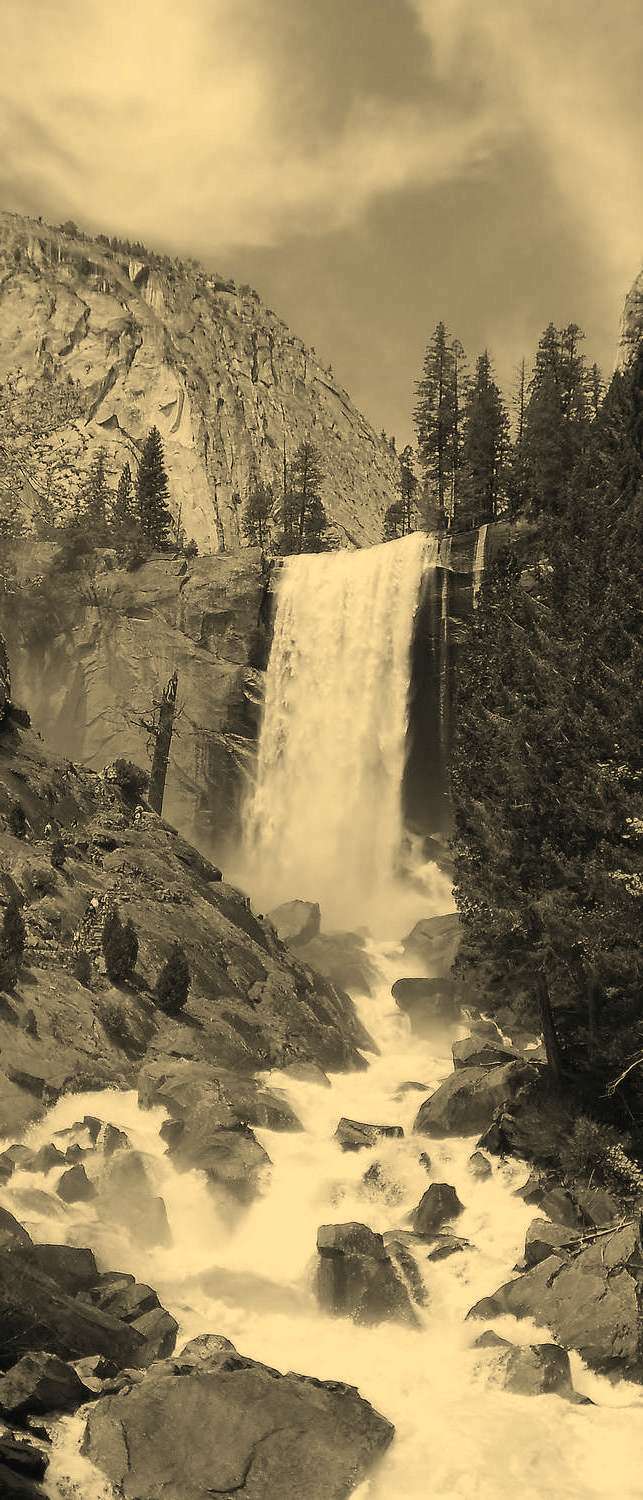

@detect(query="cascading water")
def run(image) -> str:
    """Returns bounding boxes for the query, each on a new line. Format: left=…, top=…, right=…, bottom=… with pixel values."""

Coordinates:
left=472, top=522, right=488, bottom=606
left=242, top=531, right=443, bottom=931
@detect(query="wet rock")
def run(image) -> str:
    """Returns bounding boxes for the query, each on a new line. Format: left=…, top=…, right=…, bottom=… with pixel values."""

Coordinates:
left=267, top=900, right=321, bottom=947
left=139, top=1057, right=301, bottom=1133
left=0, top=1208, right=32, bottom=1250
left=334, top=1118, right=404, bottom=1152
left=0, top=1430, right=48, bottom=1498
left=100, top=1124, right=130, bottom=1155
left=0, top=1352, right=92, bottom=1417
left=97, top=1151, right=172, bottom=1247
left=473, top=1330, right=512, bottom=1349
left=296, top=931, right=380, bottom=996
left=483, top=1341, right=575, bottom=1398
left=412, top=1183, right=464, bottom=1238
left=88, top=1274, right=161, bottom=1323
left=452, top=1036, right=520, bottom=1070
left=468, top=1151, right=492, bottom=1180
left=414, top=1062, right=534, bottom=1138
left=73, top=1354, right=120, bottom=1384
left=129, top=1308, right=178, bottom=1363
left=0, top=1245, right=146, bottom=1370
left=514, top=1176, right=583, bottom=1229
left=56, top=1164, right=95, bottom=1204
left=418, top=1152, right=432, bottom=1173
left=83, top=1334, right=395, bottom=1500
left=426, top=1235, right=472, bottom=1261
left=524, top=1220, right=577, bottom=1269
left=281, top=1060, right=331, bottom=1088
left=385, top=1238, right=428, bottom=1306
left=391, top=977, right=458, bottom=1037
left=27, top=1245, right=99, bottom=1296
left=467, top=1217, right=643, bottom=1374
left=0, top=1146, right=32, bottom=1181
left=361, top=1162, right=403, bottom=1206
left=316, top=1222, right=420, bottom=1326
left=400, top=913, right=460, bottom=974
left=159, top=1114, right=270, bottom=1206
left=26, top=1144, right=66, bottom=1174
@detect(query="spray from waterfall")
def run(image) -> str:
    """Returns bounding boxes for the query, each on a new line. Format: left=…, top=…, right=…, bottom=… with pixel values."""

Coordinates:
left=243, top=532, right=445, bottom=932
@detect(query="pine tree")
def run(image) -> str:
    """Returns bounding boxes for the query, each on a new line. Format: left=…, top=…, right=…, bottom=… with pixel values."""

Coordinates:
left=136, top=427, right=173, bottom=548
left=155, top=940, right=191, bottom=1014
left=78, top=448, right=111, bottom=533
left=102, top=909, right=139, bottom=985
left=523, top=323, right=589, bottom=516
left=456, top=352, right=509, bottom=528
left=506, top=358, right=528, bottom=514
left=281, top=441, right=327, bottom=553
left=383, top=499, right=404, bottom=541
left=242, top=481, right=274, bottom=547
left=112, top=463, right=136, bottom=531
left=0, top=895, right=26, bottom=992
left=399, top=445, right=418, bottom=533
left=414, top=324, right=461, bottom=523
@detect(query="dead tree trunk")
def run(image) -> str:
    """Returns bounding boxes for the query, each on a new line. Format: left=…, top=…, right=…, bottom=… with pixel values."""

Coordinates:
left=148, top=671, right=178, bottom=817
left=535, top=970, right=565, bottom=1086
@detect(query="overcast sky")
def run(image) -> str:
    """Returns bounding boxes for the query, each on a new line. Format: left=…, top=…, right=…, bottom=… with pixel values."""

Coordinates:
left=1, top=0, right=641, bottom=443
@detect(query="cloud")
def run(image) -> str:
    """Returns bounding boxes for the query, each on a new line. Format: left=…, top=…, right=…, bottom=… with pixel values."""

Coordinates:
left=0, top=0, right=502, bottom=255
left=410, top=0, right=643, bottom=290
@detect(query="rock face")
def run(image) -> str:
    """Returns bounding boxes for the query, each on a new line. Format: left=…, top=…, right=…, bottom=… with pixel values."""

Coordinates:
left=468, top=1217, right=643, bottom=1376
left=267, top=900, right=321, bottom=947
left=413, top=1062, right=534, bottom=1138
left=0, top=543, right=270, bottom=845
left=392, top=977, right=458, bottom=1036
left=0, top=211, right=400, bottom=552
left=316, top=1223, right=420, bottom=1326
left=83, top=1335, right=395, bottom=1500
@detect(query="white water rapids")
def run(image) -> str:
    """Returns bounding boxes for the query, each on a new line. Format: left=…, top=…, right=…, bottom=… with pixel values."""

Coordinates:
left=3, top=533, right=642, bottom=1497
left=4, top=955, right=643, bottom=1500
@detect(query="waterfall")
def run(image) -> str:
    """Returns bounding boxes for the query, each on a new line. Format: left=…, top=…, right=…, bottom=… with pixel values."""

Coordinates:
left=472, top=522, right=488, bottom=606
left=243, top=532, right=437, bottom=931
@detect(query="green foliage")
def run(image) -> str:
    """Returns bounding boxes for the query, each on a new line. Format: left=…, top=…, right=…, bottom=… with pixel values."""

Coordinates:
left=242, top=481, right=274, bottom=548
left=280, top=441, right=329, bottom=554
left=72, top=950, right=93, bottom=988
left=0, top=895, right=26, bottom=992
left=50, top=837, right=67, bottom=870
left=451, top=345, right=643, bottom=1102
left=102, top=908, right=139, bottom=985
left=456, top=351, right=509, bottom=528
left=558, top=1116, right=621, bottom=1181
left=110, top=758, right=149, bottom=804
left=136, top=427, right=173, bottom=548
left=155, top=940, right=191, bottom=1014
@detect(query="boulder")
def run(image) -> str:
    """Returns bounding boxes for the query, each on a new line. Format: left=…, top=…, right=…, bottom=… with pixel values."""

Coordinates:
left=414, top=1062, right=534, bottom=1138
left=468, top=1151, right=492, bottom=1180
left=316, top=1222, right=420, bottom=1326
left=0, top=1146, right=32, bottom=1181
left=412, top=1183, right=464, bottom=1238
left=452, top=1036, right=520, bottom=1071
left=139, top=1058, right=301, bottom=1133
left=0, top=1208, right=32, bottom=1251
left=159, top=1113, right=271, bottom=1205
left=27, top=1244, right=99, bottom=1295
left=0, top=1352, right=92, bottom=1417
left=334, top=1118, right=404, bottom=1152
left=267, top=900, right=321, bottom=947
left=25, top=1144, right=66, bottom=1174
left=400, top=913, right=460, bottom=974
left=361, top=1162, right=403, bottom=1206
left=88, top=1275, right=161, bottom=1323
left=472, top=1330, right=512, bottom=1349
left=96, top=1152, right=172, bottom=1247
left=523, top=1220, right=577, bottom=1269
left=101, top=1124, right=130, bottom=1155
left=56, top=1164, right=95, bottom=1203
left=467, top=1217, right=643, bottom=1374
left=426, top=1235, right=472, bottom=1261
left=0, top=1430, right=48, bottom=1499
left=482, top=1341, right=575, bottom=1398
left=83, top=1336, right=394, bottom=1500
left=296, top=931, right=379, bottom=996
left=391, top=977, right=458, bottom=1036
left=129, top=1308, right=178, bottom=1363
left=0, top=1246, right=146, bottom=1370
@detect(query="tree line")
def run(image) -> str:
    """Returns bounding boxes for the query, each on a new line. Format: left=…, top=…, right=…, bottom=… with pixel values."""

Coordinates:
left=241, top=438, right=330, bottom=554
left=59, top=425, right=188, bottom=563
left=384, top=320, right=606, bottom=541
left=451, top=337, right=642, bottom=1133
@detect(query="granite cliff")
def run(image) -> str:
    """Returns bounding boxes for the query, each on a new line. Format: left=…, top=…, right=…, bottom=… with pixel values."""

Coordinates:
left=0, top=211, right=399, bottom=551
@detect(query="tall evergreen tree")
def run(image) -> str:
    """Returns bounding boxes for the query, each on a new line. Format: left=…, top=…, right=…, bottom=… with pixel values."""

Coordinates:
left=414, top=323, right=459, bottom=523
left=242, top=480, right=274, bottom=548
left=399, top=445, right=418, bottom=532
left=456, top=352, right=509, bottom=528
left=79, top=448, right=111, bottom=532
left=506, top=358, right=528, bottom=514
left=281, top=441, right=327, bottom=553
left=523, top=323, right=589, bottom=516
left=136, top=427, right=172, bottom=547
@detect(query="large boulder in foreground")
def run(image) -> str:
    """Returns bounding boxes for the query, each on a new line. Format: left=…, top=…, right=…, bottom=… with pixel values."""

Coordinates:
left=83, top=1336, right=394, bottom=1500
left=267, top=900, right=321, bottom=947
left=468, top=1217, right=643, bottom=1376
left=0, top=1352, right=92, bottom=1418
left=0, top=1245, right=145, bottom=1371
left=316, top=1222, right=420, bottom=1327
left=414, top=1062, right=535, bottom=1138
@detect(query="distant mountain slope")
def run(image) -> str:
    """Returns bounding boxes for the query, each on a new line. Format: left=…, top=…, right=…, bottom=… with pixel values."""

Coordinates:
left=0, top=211, right=399, bottom=551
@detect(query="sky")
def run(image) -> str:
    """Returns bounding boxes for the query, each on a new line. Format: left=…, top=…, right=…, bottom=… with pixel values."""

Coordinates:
left=1, top=0, right=641, bottom=444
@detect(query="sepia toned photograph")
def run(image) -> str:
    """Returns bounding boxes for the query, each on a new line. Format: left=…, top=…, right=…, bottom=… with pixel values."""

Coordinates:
left=0, top=3, right=641, bottom=1496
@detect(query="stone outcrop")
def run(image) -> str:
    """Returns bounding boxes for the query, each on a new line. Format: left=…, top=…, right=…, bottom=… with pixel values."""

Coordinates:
left=267, top=899, right=321, bottom=947
left=334, top=1118, right=404, bottom=1152
left=468, top=1216, right=643, bottom=1376
left=391, top=976, right=458, bottom=1036
left=83, top=1333, right=395, bottom=1500
left=0, top=717, right=372, bottom=1138
left=413, top=1061, right=535, bottom=1138
left=316, top=1222, right=420, bottom=1326
left=411, top=1182, right=464, bottom=1237
left=0, top=210, right=400, bottom=552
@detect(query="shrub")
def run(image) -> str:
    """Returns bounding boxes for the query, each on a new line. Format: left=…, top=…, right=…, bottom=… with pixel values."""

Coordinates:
left=155, top=941, right=191, bottom=1014
left=72, top=950, right=93, bottom=987
left=50, top=837, right=67, bottom=870
left=558, top=1115, right=621, bottom=1181
left=102, top=909, right=139, bottom=985
left=184, top=539, right=199, bottom=559
left=0, top=895, right=26, bottom=991
left=109, top=759, right=149, bottom=805
left=7, top=801, right=27, bottom=838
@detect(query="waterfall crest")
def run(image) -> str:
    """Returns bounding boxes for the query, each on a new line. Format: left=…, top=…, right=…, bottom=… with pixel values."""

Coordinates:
left=243, top=532, right=436, bottom=929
